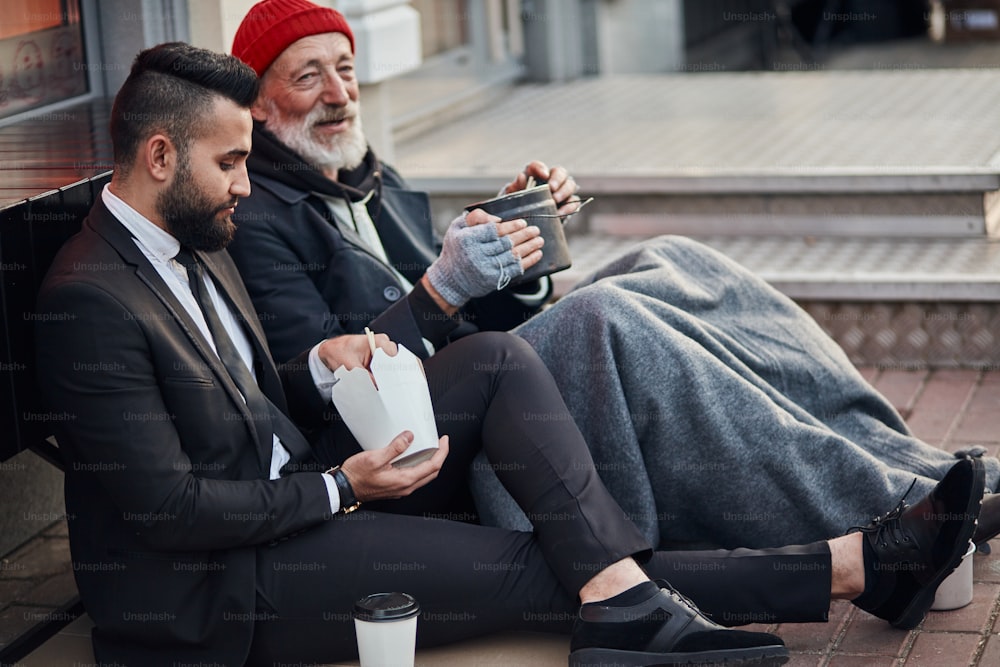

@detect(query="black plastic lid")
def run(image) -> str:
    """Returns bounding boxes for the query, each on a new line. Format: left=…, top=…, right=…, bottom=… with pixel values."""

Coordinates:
left=353, top=592, right=420, bottom=622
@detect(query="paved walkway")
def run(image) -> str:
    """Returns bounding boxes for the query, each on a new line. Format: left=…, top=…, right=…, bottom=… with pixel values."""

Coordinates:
left=764, top=365, right=1000, bottom=667
left=3, top=366, right=999, bottom=666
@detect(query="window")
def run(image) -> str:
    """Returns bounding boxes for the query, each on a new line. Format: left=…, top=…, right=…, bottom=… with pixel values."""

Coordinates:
left=410, top=0, right=523, bottom=65
left=0, top=0, right=87, bottom=120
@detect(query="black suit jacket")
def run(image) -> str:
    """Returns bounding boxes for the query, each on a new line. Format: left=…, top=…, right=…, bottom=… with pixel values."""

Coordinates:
left=35, top=199, right=333, bottom=666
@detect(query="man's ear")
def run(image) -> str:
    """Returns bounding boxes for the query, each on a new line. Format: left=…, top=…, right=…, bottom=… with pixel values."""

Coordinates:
left=250, top=98, right=268, bottom=122
left=145, top=133, right=176, bottom=183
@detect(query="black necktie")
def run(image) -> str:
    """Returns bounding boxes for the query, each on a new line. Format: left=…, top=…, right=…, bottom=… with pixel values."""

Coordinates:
left=174, top=248, right=307, bottom=471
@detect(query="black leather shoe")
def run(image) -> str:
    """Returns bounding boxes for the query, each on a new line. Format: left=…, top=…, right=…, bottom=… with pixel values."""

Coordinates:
left=569, top=580, right=788, bottom=666
left=851, top=457, right=985, bottom=630
left=973, top=492, right=1000, bottom=547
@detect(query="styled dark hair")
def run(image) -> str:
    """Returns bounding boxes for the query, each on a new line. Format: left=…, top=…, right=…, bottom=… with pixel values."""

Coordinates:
left=110, top=42, right=259, bottom=174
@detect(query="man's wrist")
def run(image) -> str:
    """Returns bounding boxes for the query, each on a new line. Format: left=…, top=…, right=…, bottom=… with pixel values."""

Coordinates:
left=420, top=274, right=460, bottom=315
left=308, top=344, right=338, bottom=401
left=325, top=465, right=361, bottom=514
left=408, top=279, right=460, bottom=346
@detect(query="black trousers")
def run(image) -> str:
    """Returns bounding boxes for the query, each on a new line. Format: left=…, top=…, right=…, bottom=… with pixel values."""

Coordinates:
left=247, top=333, right=831, bottom=666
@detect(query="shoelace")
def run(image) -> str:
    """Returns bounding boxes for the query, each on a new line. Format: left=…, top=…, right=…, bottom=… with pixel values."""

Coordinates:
left=656, top=579, right=715, bottom=622
left=847, top=478, right=918, bottom=548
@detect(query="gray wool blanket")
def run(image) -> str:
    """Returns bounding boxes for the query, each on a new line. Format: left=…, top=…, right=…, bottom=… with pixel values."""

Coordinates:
left=469, top=235, right=999, bottom=550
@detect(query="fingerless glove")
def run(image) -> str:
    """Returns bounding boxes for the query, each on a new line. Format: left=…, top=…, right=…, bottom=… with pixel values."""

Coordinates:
left=425, top=213, right=523, bottom=307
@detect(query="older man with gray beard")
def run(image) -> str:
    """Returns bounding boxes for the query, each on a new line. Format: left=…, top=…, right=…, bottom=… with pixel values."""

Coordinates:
left=227, top=0, right=1000, bottom=555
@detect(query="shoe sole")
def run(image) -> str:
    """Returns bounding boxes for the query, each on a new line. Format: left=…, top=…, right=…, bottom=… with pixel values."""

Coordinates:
left=891, top=457, right=986, bottom=630
left=568, top=645, right=789, bottom=666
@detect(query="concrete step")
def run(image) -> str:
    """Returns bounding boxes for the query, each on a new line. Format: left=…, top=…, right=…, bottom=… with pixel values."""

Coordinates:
left=579, top=183, right=1000, bottom=239
left=417, top=172, right=1000, bottom=239
left=398, top=71, right=1000, bottom=239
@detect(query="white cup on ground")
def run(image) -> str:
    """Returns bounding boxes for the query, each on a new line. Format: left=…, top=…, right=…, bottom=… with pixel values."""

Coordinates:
left=931, top=542, right=975, bottom=611
left=353, top=592, right=420, bottom=667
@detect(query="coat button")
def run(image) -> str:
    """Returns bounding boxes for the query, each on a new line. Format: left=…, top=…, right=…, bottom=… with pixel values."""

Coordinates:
left=383, top=286, right=401, bottom=301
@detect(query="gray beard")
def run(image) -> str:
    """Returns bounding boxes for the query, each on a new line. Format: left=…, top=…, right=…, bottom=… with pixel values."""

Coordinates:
left=267, top=109, right=367, bottom=174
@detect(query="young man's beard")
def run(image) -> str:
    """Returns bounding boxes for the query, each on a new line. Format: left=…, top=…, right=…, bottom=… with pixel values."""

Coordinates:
left=264, top=98, right=367, bottom=174
left=157, top=157, right=237, bottom=251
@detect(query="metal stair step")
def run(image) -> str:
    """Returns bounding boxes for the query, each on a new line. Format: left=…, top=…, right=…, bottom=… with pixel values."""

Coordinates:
left=552, top=234, right=1000, bottom=301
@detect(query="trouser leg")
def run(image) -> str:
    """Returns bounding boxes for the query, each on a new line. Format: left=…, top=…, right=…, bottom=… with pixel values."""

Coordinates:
left=422, top=332, right=651, bottom=592
left=320, top=332, right=651, bottom=594
left=646, top=542, right=832, bottom=626
left=247, top=516, right=834, bottom=665
left=247, top=512, right=576, bottom=666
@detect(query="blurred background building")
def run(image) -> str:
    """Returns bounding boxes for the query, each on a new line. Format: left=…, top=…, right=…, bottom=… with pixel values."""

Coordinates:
left=0, top=1, right=980, bottom=148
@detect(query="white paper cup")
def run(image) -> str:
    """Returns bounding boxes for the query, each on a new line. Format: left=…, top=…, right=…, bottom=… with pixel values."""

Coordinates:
left=353, top=592, right=420, bottom=667
left=931, top=542, right=975, bottom=611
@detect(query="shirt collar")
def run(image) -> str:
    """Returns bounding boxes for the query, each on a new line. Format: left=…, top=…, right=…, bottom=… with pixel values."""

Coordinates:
left=101, top=183, right=181, bottom=262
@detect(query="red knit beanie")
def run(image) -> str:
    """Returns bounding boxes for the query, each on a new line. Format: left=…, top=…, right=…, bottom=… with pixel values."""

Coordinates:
left=232, top=0, right=355, bottom=77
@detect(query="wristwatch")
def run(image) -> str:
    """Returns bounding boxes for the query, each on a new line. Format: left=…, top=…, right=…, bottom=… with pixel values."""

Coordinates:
left=326, top=465, right=361, bottom=514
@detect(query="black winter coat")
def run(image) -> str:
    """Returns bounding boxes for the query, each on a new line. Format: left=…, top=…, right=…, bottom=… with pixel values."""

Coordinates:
left=229, top=127, right=548, bottom=363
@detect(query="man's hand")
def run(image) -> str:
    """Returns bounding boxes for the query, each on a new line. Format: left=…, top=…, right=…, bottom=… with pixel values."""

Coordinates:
left=504, top=160, right=581, bottom=217
left=424, top=209, right=543, bottom=308
left=466, top=208, right=544, bottom=275
left=340, top=431, right=450, bottom=501
left=316, top=333, right=397, bottom=382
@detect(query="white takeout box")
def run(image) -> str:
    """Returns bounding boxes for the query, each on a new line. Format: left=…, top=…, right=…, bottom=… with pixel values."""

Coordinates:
left=330, top=345, right=439, bottom=467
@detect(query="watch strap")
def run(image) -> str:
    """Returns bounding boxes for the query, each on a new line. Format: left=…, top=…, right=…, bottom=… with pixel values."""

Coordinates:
left=326, top=465, right=361, bottom=514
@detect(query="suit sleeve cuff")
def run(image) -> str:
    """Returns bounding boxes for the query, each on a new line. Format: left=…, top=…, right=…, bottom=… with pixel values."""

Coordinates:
left=406, top=279, right=459, bottom=346
left=308, top=344, right=338, bottom=402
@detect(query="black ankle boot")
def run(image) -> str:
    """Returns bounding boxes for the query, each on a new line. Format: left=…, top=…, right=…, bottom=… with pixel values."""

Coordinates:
left=973, top=492, right=1000, bottom=549
left=569, top=579, right=788, bottom=666
left=851, top=457, right=985, bottom=630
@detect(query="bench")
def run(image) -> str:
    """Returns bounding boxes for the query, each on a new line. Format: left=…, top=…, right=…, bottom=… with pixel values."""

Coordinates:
left=0, top=168, right=110, bottom=664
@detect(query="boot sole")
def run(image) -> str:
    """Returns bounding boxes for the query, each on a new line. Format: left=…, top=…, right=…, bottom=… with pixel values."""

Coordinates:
left=891, top=457, right=986, bottom=630
left=568, top=644, right=789, bottom=666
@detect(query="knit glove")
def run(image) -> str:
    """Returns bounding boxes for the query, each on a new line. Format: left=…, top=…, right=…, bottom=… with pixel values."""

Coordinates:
left=425, top=212, right=524, bottom=307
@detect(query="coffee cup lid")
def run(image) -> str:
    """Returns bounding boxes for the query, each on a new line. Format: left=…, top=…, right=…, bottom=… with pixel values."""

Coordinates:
left=353, top=592, right=420, bottom=622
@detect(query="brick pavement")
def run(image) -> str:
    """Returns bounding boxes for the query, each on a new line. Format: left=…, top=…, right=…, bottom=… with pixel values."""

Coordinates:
left=1, top=368, right=998, bottom=666
left=750, top=367, right=1000, bottom=667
